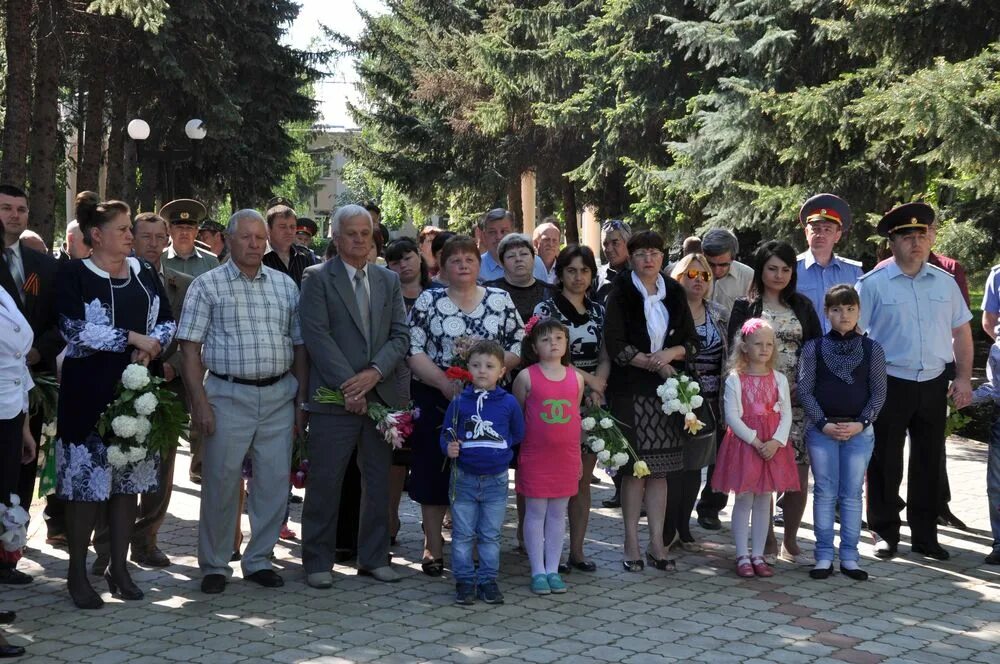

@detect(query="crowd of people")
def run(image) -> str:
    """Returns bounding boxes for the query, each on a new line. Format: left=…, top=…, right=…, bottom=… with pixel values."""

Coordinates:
left=0, top=183, right=997, bottom=656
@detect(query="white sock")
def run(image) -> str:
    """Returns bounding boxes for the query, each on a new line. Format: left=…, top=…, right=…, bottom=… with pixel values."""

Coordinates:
left=841, top=560, right=860, bottom=571
left=813, top=559, right=832, bottom=570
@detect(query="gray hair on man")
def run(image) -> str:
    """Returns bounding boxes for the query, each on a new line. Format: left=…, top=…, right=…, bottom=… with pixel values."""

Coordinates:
left=701, top=228, right=740, bottom=258
left=532, top=221, right=560, bottom=242
left=330, top=204, right=373, bottom=237
left=226, top=209, right=266, bottom=235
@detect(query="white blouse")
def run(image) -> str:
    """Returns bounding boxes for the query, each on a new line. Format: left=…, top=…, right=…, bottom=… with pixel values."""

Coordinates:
left=0, top=288, right=34, bottom=419
left=723, top=370, right=792, bottom=446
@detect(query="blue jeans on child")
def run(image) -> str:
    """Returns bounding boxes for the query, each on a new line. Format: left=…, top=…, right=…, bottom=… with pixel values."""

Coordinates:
left=806, top=425, right=875, bottom=563
left=988, top=413, right=1000, bottom=550
left=450, top=467, right=509, bottom=584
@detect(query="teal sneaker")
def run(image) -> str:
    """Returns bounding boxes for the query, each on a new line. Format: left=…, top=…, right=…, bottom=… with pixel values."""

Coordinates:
left=546, top=572, right=567, bottom=593
left=530, top=574, right=550, bottom=595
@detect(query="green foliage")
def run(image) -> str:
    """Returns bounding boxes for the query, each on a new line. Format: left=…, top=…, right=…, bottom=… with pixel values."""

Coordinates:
left=934, top=218, right=995, bottom=277
left=87, top=0, right=168, bottom=33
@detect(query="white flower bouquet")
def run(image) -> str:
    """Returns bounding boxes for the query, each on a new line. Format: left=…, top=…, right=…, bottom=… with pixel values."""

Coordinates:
left=0, top=494, right=29, bottom=556
left=656, top=373, right=706, bottom=435
left=582, top=406, right=650, bottom=478
left=97, top=364, right=187, bottom=468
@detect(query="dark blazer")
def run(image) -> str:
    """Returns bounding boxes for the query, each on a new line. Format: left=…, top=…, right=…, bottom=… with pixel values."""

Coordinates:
left=300, top=257, right=410, bottom=413
left=727, top=293, right=823, bottom=354
left=11, top=245, right=62, bottom=373
left=604, top=268, right=697, bottom=396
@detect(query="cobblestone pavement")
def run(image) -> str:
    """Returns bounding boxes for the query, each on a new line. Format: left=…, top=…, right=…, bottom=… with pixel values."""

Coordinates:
left=4, top=435, right=999, bottom=663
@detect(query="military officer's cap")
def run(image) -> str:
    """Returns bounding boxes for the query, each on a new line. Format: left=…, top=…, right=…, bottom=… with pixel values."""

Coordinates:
left=159, top=199, right=207, bottom=227
left=877, top=202, right=935, bottom=237
left=199, top=219, right=225, bottom=233
left=799, top=194, right=852, bottom=234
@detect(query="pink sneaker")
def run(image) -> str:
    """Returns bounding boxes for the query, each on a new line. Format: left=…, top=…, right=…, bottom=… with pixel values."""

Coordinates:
left=736, top=556, right=754, bottom=578
left=751, top=556, right=774, bottom=577
left=279, top=525, right=297, bottom=540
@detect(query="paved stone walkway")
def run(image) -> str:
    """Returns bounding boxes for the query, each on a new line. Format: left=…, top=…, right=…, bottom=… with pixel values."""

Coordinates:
left=4, top=435, right=999, bottom=663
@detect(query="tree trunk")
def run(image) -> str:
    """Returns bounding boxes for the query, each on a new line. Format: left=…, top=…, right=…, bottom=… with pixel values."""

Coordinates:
left=562, top=177, right=579, bottom=245
left=104, top=77, right=129, bottom=198
left=1, top=0, right=36, bottom=187
left=506, top=177, right=523, bottom=232
left=76, top=44, right=109, bottom=193
left=27, top=0, right=64, bottom=247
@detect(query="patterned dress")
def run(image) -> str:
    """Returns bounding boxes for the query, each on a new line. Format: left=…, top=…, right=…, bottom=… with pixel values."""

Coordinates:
left=761, top=304, right=808, bottom=465
left=406, top=286, right=524, bottom=505
left=54, top=258, right=175, bottom=501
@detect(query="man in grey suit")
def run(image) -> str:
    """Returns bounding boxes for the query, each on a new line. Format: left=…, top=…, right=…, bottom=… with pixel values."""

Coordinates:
left=300, top=204, right=410, bottom=588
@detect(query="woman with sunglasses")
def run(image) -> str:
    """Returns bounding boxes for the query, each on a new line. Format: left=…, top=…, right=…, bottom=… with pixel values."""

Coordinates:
left=604, top=231, right=697, bottom=572
left=728, top=240, right=822, bottom=565
left=665, top=254, right=728, bottom=553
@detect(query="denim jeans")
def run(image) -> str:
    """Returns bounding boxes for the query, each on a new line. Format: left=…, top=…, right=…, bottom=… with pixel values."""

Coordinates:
left=450, top=467, right=509, bottom=584
left=806, top=425, right=875, bottom=563
left=989, top=413, right=1000, bottom=549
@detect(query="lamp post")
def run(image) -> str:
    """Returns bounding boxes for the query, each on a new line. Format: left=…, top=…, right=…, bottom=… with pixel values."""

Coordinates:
left=128, top=118, right=206, bottom=203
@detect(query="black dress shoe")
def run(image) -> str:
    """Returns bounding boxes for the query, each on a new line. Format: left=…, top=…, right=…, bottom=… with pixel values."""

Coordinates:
left=840, top=565, right=869, bottom=581
left=697, top=515, right=722, bottom=531
left=589, top=475, right=601, bottom=485
left=809, top=567, right=833, bottom=579
left=0, top=611, right=13, bottom=624
left=104, top=572, right=143, bottom=601
left=131, top=547, right=170, bottom=568
left=0, top=569, right=31, bottom=585
left=602, top=495, right=621, bottom=509
left=230, top=550, right=242, bottom=562
left=873, top=540, right=898, bottom=559
left=622, top=559, right=644, bottom=572
left=985, top=549, right=1000, bottom=565
left=289, top=494, right=304, bottom=504
left=937, top=511, right=969, bottom=531
left=244, top=569, right=284, bottom=587
left=201, top=574, right=227, bottom=594
left=911, top=543, right=950, bottom=561
left=0, top=644, right=25, bottom=658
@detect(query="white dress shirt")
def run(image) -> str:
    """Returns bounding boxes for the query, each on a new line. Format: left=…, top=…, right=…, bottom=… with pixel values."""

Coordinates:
left=0, top=287, right=34, bottom=419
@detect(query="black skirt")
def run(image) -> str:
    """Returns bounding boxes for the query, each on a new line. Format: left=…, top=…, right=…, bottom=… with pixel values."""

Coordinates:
left=406, top=380, right=451, bottom=506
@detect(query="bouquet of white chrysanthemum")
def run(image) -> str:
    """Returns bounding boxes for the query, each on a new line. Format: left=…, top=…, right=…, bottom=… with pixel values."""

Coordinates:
left=656, top=373, right=706, bottom=435
left=96, top=364, right=187, bottom=468
left=581, top=406, right=650, bottom=478
left=0, top=494, right=29, bottom=555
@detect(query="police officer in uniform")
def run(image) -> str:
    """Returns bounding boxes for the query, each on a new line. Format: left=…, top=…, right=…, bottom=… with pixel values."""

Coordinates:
left=855, top=202, right=973, bottom=561
left=161, top=199, right=220, bottom=279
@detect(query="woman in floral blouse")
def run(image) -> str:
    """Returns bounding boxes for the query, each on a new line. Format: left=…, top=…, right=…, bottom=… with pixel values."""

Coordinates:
left=406, top=235, right=524, bottom=576
left=55, top=193, right=175, bottom=609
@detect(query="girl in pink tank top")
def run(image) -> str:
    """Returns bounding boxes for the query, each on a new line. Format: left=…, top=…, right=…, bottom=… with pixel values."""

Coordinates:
left=513, top=317, right=584, bottom=595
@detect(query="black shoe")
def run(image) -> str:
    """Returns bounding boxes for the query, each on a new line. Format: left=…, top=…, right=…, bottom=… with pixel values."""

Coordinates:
left=589, top=475, right=601, bottom=485
left=201, top=574, right=226, bottom=594
left=773, top=509, right=785, bottom=527
left=559, top=558, right=597, bottom=574
left=0, top=611, right=14, bottom=624
left=289, top=494, right=304, bottom=504
left=840, top=565, right=869, bottom=581
left=697, top=515, right=722, bottom=531
left=45, top=533, right=67, bottom=547
left=68, top=580, right=104, bottom=610
left=0, top=569, right=31, bottom=585
left=985, top=549, right=1000, bottom=565
left=622, top=559, right=644, bottom=573
left=104, top=572, right=143, bottom=600
left=873, top=539, right=898, bottom=559
left=190, top=474, right=202, bottom=484
left=809, top=567, right=833, bottom=579
left=645, top=551, right=677, bottom=572
left=476, top=581, right=504, bottom=604
left=0, top=644, right=25, bottom=658
left=602, top=495, right=621, bottom=509
left=230, top=550, right=242, bottom=562
left=911, top=543, right=950, bottom=561
left=131, top=547, right=170, bottom=568
left=937, top=511, right=969, bottom=531
left=245, top=569, right=284, bottom=587
left=454, top=582, right=476, bottom=605
left=90, top=554, right=109, bottom=577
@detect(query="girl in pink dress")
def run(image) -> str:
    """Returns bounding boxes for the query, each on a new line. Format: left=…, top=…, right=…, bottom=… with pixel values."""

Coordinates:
left=513, top=317, right=584, bottom=595
left=713, top=318, right=800, bottom=578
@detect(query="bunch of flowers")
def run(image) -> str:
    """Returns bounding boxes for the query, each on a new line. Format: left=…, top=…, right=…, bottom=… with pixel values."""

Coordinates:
left=581, top=406, right=650, bottom=478
left=29, top=372, right=59, bottom=496
left=0, top=494, right=30, bottom=558
left=657, top=373, right=707, bottom=435
left=97, top=363, right=187, bottom=468
left=444, top=335, right=480, bottom=384
left=290, top=433, right=310, bottom=489
left=313, top=387, right=420, bottom=450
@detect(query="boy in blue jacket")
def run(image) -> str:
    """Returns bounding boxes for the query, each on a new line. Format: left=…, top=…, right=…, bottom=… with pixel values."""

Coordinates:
left=441, top=340, right=525, bottom=605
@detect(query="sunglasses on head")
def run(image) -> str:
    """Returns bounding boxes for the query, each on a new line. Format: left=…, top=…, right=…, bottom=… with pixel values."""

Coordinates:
left=684, top=269, right=710, bottom=281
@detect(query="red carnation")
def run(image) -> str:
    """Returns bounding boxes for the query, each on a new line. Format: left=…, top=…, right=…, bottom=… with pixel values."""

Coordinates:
left=445, top=366, right=473, bottom=383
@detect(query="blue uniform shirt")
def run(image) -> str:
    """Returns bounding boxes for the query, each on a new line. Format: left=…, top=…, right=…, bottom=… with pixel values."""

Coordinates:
left=981, top=264, right=1000, bottom=333
left=796, top=251, right=863, bottom=334
left=856, top=261, right=972, bottom=382
left=478, top=251, right=550, bottom=283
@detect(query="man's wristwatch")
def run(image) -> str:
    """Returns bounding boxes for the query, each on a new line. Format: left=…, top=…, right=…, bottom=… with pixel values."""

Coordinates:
left=298, top=402, right=310, bottom=412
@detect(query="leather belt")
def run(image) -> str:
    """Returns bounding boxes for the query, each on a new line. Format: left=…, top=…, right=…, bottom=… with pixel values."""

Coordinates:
left=209, top=371, right=287, bottom=387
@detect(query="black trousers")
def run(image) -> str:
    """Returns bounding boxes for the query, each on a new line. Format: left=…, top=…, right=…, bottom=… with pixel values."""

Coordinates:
left=337, top=448, right=361, bottom=553
left=696, top=437, right=729, bottom=518
left=868, top=374, right=948, bottom=547
left=1, top=413, right=25, bottom=569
